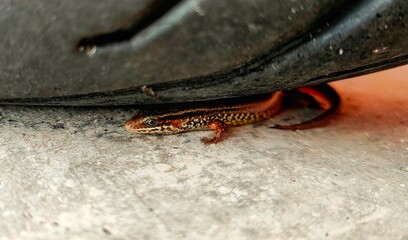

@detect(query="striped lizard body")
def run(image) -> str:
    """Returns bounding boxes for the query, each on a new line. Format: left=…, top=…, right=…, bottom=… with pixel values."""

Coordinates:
left=125, top=84, right=339, bottom=144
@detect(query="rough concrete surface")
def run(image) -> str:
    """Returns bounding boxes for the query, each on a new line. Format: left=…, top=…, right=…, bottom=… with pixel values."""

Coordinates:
left=1, top=66, right=408, bottom=240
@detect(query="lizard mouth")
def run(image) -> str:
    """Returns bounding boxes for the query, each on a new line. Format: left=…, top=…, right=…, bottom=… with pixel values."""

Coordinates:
left=124, top=119, right=137, bottom=133
left=124, top=123, right=155, bottom=134
left=124, top=117, right=147, bottom=133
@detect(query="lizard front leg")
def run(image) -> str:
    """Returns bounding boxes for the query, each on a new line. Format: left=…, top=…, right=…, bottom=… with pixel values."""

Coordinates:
left=201, top=121, right=226, bottom=144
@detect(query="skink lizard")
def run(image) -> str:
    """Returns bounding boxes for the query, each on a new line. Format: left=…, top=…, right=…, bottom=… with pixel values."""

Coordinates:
left=125, top=84, right=340, bottom=143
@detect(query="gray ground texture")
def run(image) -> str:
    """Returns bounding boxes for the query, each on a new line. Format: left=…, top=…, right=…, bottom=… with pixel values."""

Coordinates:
left=0, top=67, right=408, bottom=240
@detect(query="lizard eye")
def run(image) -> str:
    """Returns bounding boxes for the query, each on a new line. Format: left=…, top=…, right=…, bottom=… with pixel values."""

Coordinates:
left=145, top=118, right=157, bottom=127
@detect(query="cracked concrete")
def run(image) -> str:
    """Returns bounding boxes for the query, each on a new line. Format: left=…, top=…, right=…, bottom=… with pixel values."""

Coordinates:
left=0, top=66, right=408, bottom=239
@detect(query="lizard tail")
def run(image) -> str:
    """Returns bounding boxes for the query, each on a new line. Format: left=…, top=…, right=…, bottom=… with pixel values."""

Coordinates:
left=272, top=83, right=340, bottom=130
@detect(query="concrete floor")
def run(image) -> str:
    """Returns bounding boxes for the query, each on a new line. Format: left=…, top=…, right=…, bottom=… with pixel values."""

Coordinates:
left=1, top=66, right=408, bottom=240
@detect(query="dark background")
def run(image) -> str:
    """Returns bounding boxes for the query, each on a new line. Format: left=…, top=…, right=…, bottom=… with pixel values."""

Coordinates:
left=1, top=0, right=407, bottom=106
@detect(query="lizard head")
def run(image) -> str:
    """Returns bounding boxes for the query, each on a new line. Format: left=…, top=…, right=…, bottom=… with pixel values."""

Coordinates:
left=124, top=114, right=184, bottom=134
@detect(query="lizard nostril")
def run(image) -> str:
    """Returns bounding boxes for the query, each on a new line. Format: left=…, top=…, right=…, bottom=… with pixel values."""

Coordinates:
left=124, top=120, right=133, bottom=131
